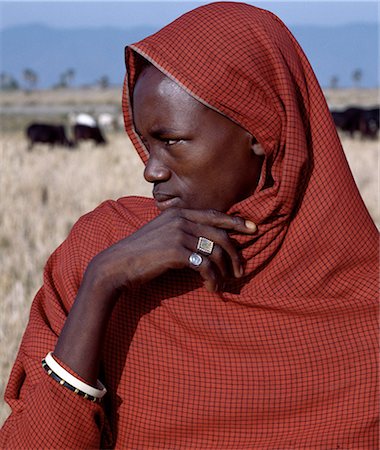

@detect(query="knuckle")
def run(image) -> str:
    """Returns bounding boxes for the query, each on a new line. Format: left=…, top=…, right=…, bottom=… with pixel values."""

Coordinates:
left=162, top=208, right=174, bottom=218
left=172, top=215, right=184, bottom=229
left=206, top=208, right=221, bottom=219
left=219, top=229, right=229, bottom=240
left=166, top=207, right=182, bottom=218
left=215, top=229, right=229, bottom=245
left=212, top=246, right=223, bottom=260
left=172, top=233, right=184, bottom=247
left=231, top=215, right=244, bottom=227
left=200, top=256, right=212, bottom=271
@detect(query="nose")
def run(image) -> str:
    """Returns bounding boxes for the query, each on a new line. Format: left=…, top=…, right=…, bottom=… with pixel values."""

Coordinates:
left=143, top=150, right=171, bottom=183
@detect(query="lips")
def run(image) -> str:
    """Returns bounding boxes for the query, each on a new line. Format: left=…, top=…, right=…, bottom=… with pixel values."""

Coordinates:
left=153, top=192, right=175, bottom=202
left=153, top=191, right=180, bottom=210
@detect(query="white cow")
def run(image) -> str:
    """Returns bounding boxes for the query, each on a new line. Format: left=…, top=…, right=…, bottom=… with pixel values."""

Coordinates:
left=98, top=113, right=115, bottom=132
left=75, top=113, right=97, bottom=128
left=68, top=113, right=97, bottom=128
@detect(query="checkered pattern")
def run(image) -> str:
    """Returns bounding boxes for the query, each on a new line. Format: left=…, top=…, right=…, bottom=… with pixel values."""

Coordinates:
left=1, top=2, right=378, bottom=448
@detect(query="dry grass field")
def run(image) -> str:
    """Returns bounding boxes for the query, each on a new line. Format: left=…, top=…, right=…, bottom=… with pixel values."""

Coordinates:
left=0, top=88, right=378, bottom=427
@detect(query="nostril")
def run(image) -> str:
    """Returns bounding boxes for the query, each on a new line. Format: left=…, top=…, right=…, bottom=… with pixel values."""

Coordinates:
left=143, top=164, right=154, bottom=183
left=144, top=158, right=171, bottom=183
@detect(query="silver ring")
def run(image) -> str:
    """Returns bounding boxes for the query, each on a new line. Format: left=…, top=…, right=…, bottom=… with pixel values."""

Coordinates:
left=196, top=237, right=214, bottom=255
left=189, top=252, right=203, bottom=267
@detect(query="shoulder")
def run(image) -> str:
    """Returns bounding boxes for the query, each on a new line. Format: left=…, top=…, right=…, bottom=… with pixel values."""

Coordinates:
left=74, top=195, right=157, bottom=242
left=50, top=196, right=158, bottom=277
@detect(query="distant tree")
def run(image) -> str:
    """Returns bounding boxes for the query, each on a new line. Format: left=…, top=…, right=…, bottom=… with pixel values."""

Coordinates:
left=23, top=68, right=38, bottom=91
left=351, top=69, right=363, bottom=88
left=65, top=68, right=75, bottom=86
left=0, top=72, right=6, bottom=89
left=57, top=68, right=76, bottom=88
left=0, top=72, right=19, bottom=91
left=330, top=75, right=339, bottom=89
left=99, top=75, right=110, bottom=89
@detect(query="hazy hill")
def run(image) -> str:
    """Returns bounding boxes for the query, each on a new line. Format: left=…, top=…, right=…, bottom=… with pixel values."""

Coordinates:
left=1, top=24, right=155, bottom=88
left=293, top=23, right=378, bottom=88
left=0, top=23, right=378, bottom=88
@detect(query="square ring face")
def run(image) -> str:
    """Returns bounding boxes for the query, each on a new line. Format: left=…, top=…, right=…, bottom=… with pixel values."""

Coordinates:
left=197, top=237, right=214, bottom=255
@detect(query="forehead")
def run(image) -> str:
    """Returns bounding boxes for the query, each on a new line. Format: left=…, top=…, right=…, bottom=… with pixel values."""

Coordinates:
left=132, top=66, right=207, bottom=129
left=135, top=65, right=186, bottom=99
left=131, top=64, right=248, bottom=142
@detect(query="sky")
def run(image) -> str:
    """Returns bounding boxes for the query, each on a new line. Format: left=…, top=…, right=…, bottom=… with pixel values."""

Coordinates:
left=0, top=1, right=379, bottom=31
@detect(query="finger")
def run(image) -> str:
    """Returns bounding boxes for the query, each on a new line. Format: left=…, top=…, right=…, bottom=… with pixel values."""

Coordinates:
left=203, top=229, right=242, bottom=279
left=208, top=244, right=229, bottom=279
left=181, top=208, right=257, bottom=234
left=182, top=232, right=229, bottom=279
left=187, top=250, right=221, bottom=293
left=162, top=211, right=245, bottom=278
left=184, top=224, right=243, bottom=278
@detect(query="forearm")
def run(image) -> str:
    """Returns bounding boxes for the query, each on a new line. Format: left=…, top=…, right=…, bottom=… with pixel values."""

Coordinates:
left=54, top=264, right=118, bottom=386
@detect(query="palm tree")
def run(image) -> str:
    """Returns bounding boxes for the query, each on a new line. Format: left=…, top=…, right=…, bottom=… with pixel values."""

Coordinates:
left=330, top=75, right=339, bottom=89
left=351, top=69, right=363, bottom=88
left=99, top=75, right=110, bottom=89
left=58, top=68, right=76, bottom=88
left=0, top=72, right=19, bottom=91
left=65, top=68, right=75, bottom=86
left=23, top=68, right=38, bottom=91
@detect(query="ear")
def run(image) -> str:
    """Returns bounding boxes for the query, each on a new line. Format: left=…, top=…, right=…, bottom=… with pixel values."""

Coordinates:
left=251, top=141, right=265, bottom=156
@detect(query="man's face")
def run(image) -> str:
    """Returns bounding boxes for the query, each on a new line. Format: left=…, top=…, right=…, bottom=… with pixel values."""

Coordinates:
left=132, top=65, right=263, bottom=212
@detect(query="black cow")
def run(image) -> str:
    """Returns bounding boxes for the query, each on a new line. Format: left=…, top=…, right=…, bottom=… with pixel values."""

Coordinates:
left=330, top=110, right=347, bottom=131
left=26, top=123, right=73, bottom=150
left=73, top=124, right=106, bottom=146
left=331, top=106, right=379, bottom=139
left=330, top=107, right=363, bottom=137
left=360, top=107, right=379, bottom=139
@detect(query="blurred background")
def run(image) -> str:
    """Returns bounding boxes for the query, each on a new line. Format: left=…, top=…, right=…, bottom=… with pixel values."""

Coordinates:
left=0, top=0, right=379, bottom=426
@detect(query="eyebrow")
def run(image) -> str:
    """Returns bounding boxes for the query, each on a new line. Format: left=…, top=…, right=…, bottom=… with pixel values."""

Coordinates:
left=151, top=126, right=183, bottom=136
left=135, top=125, right=184, bottom=137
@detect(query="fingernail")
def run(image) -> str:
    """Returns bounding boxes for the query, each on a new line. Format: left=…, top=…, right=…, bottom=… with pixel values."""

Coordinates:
left=245, top=220, right=257, bottom=231
left=239, top=265, right=244, bottom=277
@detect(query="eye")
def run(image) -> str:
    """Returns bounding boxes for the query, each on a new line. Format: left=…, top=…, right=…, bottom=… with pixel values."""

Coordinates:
left=163, top=138, right=180, bottom=146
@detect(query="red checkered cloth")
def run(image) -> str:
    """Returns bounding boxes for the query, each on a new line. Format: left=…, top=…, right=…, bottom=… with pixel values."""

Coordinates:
left=1, top=2, right=378, bottom=448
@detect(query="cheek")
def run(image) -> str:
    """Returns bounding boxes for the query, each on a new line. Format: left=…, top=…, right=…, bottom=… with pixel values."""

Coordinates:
left=184, top=166, right=238, bottom=210
left=175, top=165, right=222, bottom=207
left=172, top=134, right=255, bottom=209
left=205, top=151, right=260, bottom=208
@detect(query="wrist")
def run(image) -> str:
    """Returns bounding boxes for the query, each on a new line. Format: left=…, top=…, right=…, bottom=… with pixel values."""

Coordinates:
left=81, top=255, right=122, bottom=309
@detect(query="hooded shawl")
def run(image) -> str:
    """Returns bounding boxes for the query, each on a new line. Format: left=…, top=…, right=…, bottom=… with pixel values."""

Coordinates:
left=1, top=2, right=378, bottom=449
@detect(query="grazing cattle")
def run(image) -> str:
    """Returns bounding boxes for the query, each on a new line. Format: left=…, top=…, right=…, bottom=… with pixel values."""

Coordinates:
left=98, top=113, right=115, bottom=132
left=330, top=106, right=379, bottom=139
left=74, top=113, right=97, bottom=127
left=330, top=107, right=362, bottom=137
left=330, top=110, right=347, bottom=130
left=26, top=123, right=73, bottom=150
left=360, top=107, right=379, bottom=139
left=73, top=124, right=106, bottom=145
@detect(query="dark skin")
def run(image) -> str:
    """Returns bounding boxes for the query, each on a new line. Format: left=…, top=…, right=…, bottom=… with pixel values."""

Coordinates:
left=54, top=65, right=263, bottom=386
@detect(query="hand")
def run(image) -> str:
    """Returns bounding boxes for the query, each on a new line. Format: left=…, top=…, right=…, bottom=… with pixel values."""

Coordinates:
left=86, top=208, right=257, bottom=296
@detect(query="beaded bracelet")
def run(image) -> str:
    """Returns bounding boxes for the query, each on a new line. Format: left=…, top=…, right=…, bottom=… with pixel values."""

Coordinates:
left=42, top=352, right=107, bottom=403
